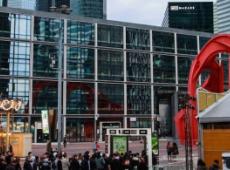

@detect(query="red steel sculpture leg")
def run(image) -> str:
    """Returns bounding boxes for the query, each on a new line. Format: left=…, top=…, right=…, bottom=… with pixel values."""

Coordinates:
left=175, top=34, right=230, bottom=144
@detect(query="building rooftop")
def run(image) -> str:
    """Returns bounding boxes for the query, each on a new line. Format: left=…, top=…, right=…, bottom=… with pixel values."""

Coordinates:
left=0, top=6, right=212, bottom=37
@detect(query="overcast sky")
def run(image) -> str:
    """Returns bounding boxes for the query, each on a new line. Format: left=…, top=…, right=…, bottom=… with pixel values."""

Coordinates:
left=107, top=0, right=216, bottom=26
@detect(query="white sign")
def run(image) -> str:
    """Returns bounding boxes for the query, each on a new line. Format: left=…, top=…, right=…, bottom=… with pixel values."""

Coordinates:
left=41, top=110, right=49, bottom=134
left=170, top=5, right=195, bottom=11
left=130, top=117, right=136, bottom=122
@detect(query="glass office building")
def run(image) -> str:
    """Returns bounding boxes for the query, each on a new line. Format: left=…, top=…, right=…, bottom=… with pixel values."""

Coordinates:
left=1, top=0, right=106, bottom=19
left=0, top=7, right=213, bottom=142
left=162, top=2, right=213, bottom=33
left=214, top=0, right=230, bottom=33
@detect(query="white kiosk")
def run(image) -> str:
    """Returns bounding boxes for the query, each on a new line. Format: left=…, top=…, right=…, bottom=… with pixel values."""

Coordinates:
left=105, top=128, right=153, bottom=170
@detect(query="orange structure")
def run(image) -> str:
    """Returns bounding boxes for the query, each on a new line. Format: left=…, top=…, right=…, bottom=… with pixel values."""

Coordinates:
left=175, top=34, right=230, bottom=144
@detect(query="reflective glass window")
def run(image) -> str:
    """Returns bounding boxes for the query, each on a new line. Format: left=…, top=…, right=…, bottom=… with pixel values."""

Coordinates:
left=177, top=34, right=197, bottom=55
left=128, top=118, right=151, bottom=128
left=66, top=118, right=94, bottom=142
left=178, top=56, right=193, bottom=84
left=66, top=82, right=94, bottom=114
left=127, top=85, right=151, bottom=115
left=67, top=47, right=94, bottom=80
left=0, top=13, right=31, bottom=39
left=32, top=80, right=57, bottom=114
left=67, top=20, right=94, bottom=45
left=98, top=24, right=123, bottom=48
left=33, top=44, right=58, bottom=77
left=0, top=78, right=29, bottom=114
left=199, top=37, right=210, bottom=50
left=98, top=50, right=123, bottom=81
left=126, top=28, right=150, bottom=50
left=152, top=31, right=174, bottom=53
left=153, top=54, right=175, bottom=83
left=0, top=41, right=30, bottom=77
left=98, top=83, right=124, bottom=114
left=34, top=17, right=61, bottom=42
left=127, top=52, right=150, bottom=82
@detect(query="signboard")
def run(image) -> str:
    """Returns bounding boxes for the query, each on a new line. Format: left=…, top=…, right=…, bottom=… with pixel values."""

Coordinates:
left=112, top=136, right=128, bottom=154
left=41, top=110, right=49, bottom=134
left=152, top=132, right=159, bottom=155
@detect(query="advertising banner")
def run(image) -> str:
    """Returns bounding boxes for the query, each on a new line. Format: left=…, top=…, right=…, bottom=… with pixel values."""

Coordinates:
left=112, top=136, right=127, bottom=154
left=152, top=132, right=159, bottom=155
left=41, top=110, right=49, bottom=134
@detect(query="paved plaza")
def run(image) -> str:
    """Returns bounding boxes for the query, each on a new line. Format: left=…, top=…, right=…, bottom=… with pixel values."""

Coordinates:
left=31, top=139, right=198, bottom=167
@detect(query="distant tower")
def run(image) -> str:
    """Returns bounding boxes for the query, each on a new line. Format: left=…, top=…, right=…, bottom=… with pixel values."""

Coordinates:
left=214, top=0, right=230, bottom=33
left=70, top=0, right=106, bottom=19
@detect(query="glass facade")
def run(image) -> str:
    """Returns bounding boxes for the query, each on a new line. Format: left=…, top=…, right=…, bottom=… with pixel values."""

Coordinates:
left=71, top=0, right=105, bottom=19
left=0, top=8, right=213, bottom=142
left=164, top=2, right=214, bottom=33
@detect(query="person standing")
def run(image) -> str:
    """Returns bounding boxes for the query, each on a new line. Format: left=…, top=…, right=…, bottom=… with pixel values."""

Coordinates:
left=209, top=160, right=220, bottom=170
left=61, top=153, right=69, bottom=170
left=63, top=136, right=67, bottom=148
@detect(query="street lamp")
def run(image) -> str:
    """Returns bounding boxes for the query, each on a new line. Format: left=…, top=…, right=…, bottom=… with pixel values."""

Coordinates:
left=0, top=99, right=22, bottom=151
left=49, top=4, right=71, bottom=153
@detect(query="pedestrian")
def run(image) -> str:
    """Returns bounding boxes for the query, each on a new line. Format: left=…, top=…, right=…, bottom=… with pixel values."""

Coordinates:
left=172, top=142, right=179, bottom=158
left=95, top=152, right=105, bottom=170
left=61, top=153, right=69, bottom=170
left=197, top=158, right=207, bottom=170
left=69, top=155, right=80, bottom=170
left=93, top=142, right=100, bottom=153
left=166, top=141, right=172, bottom=161
left=209, top=160, right=220, bottom=170
left=63, top=137, right=67, bottom=148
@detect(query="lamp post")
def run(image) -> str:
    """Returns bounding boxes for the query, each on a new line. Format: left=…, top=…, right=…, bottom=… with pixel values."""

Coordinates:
left=50, top=4, right=71, bottom=152
left=0, top=99, right=22, bottom=151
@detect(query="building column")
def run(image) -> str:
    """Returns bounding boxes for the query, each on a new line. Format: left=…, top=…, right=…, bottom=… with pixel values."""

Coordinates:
left=63, top=19, right=67, bottom=136
left=150, top=29, right=155, bottom=132
left=94, top=23, right=98, bottom=141
left=29, top=16, right=34, bottom=134
left=123, top=26, right=127, bottom=128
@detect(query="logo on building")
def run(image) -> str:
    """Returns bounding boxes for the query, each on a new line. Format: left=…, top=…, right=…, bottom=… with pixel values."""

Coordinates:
left=170, top=5, right=195, bottom=11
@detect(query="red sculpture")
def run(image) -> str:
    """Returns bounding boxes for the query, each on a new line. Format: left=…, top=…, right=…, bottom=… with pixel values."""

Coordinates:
left=175, top=34, right=230, bottom=144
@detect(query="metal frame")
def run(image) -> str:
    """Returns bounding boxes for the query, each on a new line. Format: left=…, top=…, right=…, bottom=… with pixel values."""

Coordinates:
left=106, top=128, right=152, bottom=170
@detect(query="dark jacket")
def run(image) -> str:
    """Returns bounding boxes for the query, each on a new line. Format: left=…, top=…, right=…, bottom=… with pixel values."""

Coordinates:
left=69, top=159, right=80, bottom=170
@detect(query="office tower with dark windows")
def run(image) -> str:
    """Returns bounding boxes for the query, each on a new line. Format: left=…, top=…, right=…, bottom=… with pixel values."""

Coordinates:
left=71, top=0, right=106, bottom=19
left=162, top=2, right=213, bottom=33
left=0, top=7, right=215, bottom=142
left=1, top=0, right=106, bottom=19
left=214, top=0, right=230, bottom=33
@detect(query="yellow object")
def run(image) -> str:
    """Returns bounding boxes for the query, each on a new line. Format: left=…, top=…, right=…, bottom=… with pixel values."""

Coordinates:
left=10, top=133, right=32, bottom=157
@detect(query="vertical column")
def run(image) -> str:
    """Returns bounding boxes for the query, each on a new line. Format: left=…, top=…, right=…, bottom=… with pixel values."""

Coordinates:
left=150, top=30, right=154, bottom=132
left=174, top=33, right=178, bottom=137
left=29, top=16, right=34, bottom=133
left=123, top=26, right=127, bottom=128
left=174, top=33, right=178, bottom=90
left=6, top=111, right=10, bottom=151
left=94, top=23, right=98, bottom=141
left=57, top=19, right=63, bottom=152
left=63, top=19, right=67, bottom=136
left=197, top=36, right=201, bottom=86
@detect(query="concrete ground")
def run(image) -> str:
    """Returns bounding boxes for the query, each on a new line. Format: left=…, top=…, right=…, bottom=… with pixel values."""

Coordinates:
left=31, top=138, right=198, bottom=168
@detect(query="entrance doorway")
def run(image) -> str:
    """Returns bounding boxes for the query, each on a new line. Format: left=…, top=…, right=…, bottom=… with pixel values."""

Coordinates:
left=99, top=121, right=121, bottom=141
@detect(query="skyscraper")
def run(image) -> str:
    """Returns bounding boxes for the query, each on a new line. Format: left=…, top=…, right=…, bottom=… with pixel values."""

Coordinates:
left=2, top=0, right=36, bottom=9
left=1, top=0, right=106, bottom=19
left=214, top=0, right=230, bottom=33
left=162, top=2, right=213, bottom=33
left=70, top=0, right=106, bottom=19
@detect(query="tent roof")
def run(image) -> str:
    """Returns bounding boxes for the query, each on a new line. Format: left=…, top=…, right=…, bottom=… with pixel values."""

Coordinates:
left=198, top=91, right=230, bottom=123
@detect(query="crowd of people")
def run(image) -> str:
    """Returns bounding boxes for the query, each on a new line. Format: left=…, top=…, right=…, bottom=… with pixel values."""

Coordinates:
left=0, top=149, right=152, bottom=170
